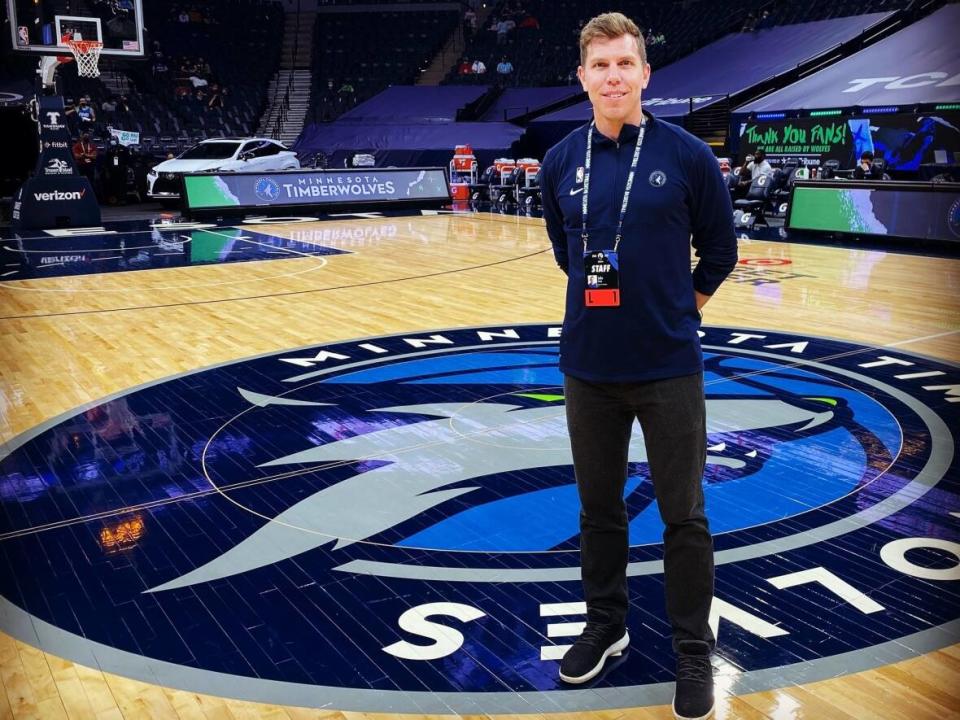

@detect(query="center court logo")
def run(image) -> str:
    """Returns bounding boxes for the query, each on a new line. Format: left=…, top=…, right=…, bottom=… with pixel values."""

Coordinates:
left=0, top=325, right=957, bottom=714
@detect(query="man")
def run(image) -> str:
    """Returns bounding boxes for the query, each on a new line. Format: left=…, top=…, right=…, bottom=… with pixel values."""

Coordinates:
left=853, top=150, right=882, bottom=180
left=76, top=97, right=96, bottom=133
left=337, top=80, right=355, bottom=107
left=72, top=133, right=98, bottom=185
left=747, top=148, right=773, bottom=179
left=538, top=12, right=737, bottom=720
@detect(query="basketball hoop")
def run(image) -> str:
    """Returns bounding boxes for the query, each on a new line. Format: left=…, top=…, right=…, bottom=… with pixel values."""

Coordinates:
left=66, top=39, right=103, bottom=78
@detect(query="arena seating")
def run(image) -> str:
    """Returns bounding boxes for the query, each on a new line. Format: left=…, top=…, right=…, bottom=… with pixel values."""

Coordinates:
left=53, top=1, right=284, bottom=155
left=308, top=9, right=460, bottom=124
left=445, top=0, right=914, bottom=88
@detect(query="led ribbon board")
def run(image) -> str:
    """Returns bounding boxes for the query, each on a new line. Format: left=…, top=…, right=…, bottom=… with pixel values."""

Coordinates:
left=787, top=181, right=960, bottom=243
left=182, top=168, right=450, bottom=214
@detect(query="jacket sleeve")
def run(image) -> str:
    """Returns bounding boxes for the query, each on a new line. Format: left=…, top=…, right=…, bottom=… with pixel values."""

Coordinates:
left=539, top=149, right=569, bottom=275
left=690, top=143, right=738, bottom=295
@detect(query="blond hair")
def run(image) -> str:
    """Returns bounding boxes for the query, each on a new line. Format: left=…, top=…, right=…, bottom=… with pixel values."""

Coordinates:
left=579, top=12, right=646, bottom=66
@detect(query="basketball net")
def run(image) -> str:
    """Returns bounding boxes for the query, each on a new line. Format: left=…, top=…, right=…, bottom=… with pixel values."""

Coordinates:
left=67, top=39, right=103, bottom=78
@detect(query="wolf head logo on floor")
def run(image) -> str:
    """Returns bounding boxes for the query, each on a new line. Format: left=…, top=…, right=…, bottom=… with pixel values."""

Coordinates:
left=148, top=340, right=871, bottom=592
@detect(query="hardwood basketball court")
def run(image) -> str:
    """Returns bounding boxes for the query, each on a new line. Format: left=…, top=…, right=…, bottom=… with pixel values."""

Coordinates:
left=0, top=210, right=958, bottom=719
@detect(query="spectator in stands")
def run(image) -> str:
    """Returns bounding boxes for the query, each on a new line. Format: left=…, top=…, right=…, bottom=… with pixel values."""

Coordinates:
left=338, top=80, right=355, bottom=107
left=101, top=96, right=117, bottom=117
left=152, top=59, right=169, bottom=80
left=853, top=151, right=882, bottom=180
left=458, top=57, right=473, bottom=76
left=464, top=7, right=477, bottom=38
left=76, top=98, right=97, bottom=133
left=72, top=133, right=97, bottom=185
left=63, top=98, right=79, bottom=134
left=207, top=84, right=225, bottom=110
left=519, top=13, right=540, bottom=31
left=741, top=13, right=757, bottom=32
left=177, top=8, right=190, bottom=23
left=755, top=10, right=774, bottom=30
left=471, top=58, right=487, bottom=75
left=496, top=17, right=514, bottom=45
left=747, top=149, right=773, bottom=179
left=117, top=95, right=132, bottom=116
left=496, top=56, right=514, bottom=80
left=196, top=57, right=212, bottom=79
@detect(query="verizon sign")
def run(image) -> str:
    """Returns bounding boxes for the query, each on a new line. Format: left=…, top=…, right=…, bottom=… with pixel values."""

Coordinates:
left=33, top=189, right=87, bottom=201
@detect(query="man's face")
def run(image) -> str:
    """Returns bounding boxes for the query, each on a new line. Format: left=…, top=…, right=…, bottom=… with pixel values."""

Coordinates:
left=577, top=33, right=650, bottom=127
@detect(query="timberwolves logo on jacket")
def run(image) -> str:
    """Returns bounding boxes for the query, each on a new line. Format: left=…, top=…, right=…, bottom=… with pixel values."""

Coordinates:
left=0, top=324, right=957, bottom=713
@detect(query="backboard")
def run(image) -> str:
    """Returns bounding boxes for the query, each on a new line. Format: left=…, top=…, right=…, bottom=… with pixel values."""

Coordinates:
left=7, top=0, right=145, bottom=58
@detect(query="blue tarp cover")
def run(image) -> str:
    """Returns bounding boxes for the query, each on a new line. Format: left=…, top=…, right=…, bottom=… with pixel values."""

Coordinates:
left=479, top=86, right=583, bottom=121
left=295, top=121, right=524, bottom=168
left=737, top=4, right=960, bottom=112
left=337, top=85, right=490, bottom=123
left=533, top=12, right=892, bottom=125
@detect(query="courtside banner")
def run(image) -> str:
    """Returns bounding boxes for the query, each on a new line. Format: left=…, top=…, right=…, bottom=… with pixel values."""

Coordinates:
left=787, top=180, right=960, bottom=243
left=182, top=167, right=450, bottom=214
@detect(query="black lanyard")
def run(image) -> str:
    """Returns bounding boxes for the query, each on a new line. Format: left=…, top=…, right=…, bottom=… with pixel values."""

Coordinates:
left=582, top=119, right=647, bottom=252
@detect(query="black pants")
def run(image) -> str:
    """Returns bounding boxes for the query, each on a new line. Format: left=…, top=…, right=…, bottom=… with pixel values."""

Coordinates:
left=564, top=372, right=715, bottom=649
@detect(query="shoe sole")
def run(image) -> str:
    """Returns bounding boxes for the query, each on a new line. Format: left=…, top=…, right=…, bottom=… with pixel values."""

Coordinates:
left=671, top=699, right=715, bottom=720
left=558, top=630, right=629, bottom=684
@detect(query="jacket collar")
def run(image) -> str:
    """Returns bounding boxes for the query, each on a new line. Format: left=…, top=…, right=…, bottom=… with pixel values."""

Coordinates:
left=589, top=109, right=654, bottom=145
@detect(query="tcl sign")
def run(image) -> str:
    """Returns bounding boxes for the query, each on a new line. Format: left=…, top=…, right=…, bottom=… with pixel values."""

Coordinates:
left=844, top=72, right=960, bottom=92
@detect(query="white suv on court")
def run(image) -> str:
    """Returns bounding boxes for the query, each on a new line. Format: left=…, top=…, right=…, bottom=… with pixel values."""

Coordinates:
left=147, top=138, right=300, bottom=201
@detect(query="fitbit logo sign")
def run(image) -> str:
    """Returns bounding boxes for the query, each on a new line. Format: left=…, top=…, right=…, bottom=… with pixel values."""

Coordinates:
left=33, top=189, right=86, bottom=201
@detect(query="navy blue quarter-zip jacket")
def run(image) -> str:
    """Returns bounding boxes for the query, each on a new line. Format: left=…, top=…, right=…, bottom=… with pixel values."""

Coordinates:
left=539, top=111, right=738, bottom=382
